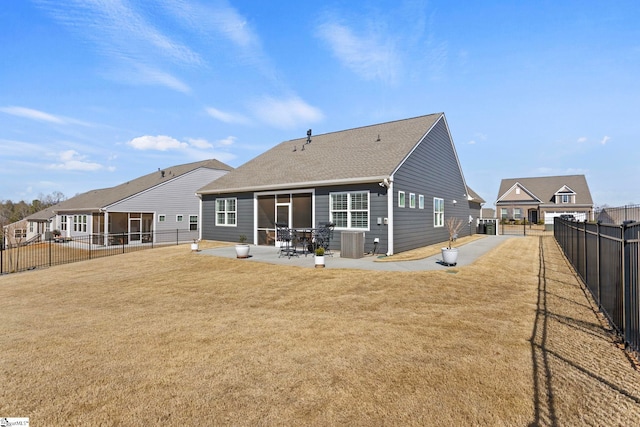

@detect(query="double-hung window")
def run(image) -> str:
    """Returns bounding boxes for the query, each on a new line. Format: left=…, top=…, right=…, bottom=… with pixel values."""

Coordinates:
left=434, top=197, right=444, bottom=227
left=330, top=191, right=369, bottom=229
left=73, top=215, right=87, bottom=232
left=189, top=215, right=198, bottom=231
left=216, top=198, right=237, bottom=226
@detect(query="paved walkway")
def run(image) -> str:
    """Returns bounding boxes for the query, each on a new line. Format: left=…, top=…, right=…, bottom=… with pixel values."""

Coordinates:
left=199, top=235, right=513, bottom=271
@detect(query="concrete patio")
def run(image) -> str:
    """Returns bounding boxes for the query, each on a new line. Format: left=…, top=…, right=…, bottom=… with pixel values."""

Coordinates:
left=199, top=235, right=513, bottom=271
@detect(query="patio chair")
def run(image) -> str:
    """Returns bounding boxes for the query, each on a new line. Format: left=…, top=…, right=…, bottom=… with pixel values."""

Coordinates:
left=276, top=224, right=298, bottom=258
left=316, top=222, right=335, bottom=256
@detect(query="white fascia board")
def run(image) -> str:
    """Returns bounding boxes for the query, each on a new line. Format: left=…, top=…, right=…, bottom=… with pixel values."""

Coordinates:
left=198, top=176, right=389, bottom=195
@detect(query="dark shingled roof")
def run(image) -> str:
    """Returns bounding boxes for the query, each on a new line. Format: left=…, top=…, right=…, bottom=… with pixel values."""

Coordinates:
left=198, top=113, right=444, bottom=194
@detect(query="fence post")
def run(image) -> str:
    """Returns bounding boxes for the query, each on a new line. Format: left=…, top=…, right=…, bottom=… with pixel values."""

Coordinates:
left=596, top=222, right=601, bottom=305
left=1, top=241, right=3, bottom=274
left=176, top=229, right=179, bottom=245
left=622, top=222, right=628, bottom=338
left=582, top=221, right=587, bottom=284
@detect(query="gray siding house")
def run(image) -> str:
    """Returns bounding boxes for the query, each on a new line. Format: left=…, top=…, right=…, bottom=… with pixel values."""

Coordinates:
left=198, top=113, right=480, bottom=255
left=50, top=159, right=232, bottom=244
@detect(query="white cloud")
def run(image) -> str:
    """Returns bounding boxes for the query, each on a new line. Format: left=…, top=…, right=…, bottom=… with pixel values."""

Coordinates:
left=48, top=150, right=103, bottom=171
left=35, top=0, right=201, bottom=92
left=250, top=96, right=324, bottom=129
left=600, top=136, right=611, bottom=145
left=205, top=107, right=248, bottom=124
left=216, top=136, right=236, bottom=146
left=128, top=135, right=189, bottom=151
left=0, top=106, right=65, bottom=123
left=316, top=19, right=399, bottom=83
left=468, top=140, right=476, bottom=145
left=187, top=138, right=213, bottom=149
left=577, top=136, right=587, bottom=143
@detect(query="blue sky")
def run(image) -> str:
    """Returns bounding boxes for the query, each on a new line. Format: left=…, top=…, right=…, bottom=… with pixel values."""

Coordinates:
left=1, top=0, right=638, bottom=207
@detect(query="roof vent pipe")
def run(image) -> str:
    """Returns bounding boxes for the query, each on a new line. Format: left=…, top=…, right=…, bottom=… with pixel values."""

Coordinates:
left=306, top=129, right=312, bottom=144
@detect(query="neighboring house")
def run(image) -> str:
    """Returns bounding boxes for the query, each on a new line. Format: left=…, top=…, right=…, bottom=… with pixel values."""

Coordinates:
left=481, top=208, right=496, bottom=219
left=495, top=175, right=594, bottom=224
left=2, top=207, right=56, bottom=247
left=46, top=159, right=232, bottom=245
left=197, top=113, right=481, bottom=255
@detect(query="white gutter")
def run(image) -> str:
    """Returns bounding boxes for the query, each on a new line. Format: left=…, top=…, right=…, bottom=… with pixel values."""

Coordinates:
left=197, top=176, right=388, bottom=195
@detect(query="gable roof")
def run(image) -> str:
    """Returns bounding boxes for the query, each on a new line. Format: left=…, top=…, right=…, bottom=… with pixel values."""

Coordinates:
left=198, top=113, right=444, bottom=194
left=466, top=186, right=485, bottom=204
left=54, top=159, right=232, bottom=212
left=496, top=175, right=593, bottom=205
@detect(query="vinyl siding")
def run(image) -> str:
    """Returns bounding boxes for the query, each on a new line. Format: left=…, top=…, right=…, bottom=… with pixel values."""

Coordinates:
left=201, top=183, right=389, bottom=253
left=314, top=183, right=388, bottom=254
left=108, top=168, right=228, bottom=232
left=392, top=118, right=471, bottom=253
left=201, top=192, right=254, bottom=243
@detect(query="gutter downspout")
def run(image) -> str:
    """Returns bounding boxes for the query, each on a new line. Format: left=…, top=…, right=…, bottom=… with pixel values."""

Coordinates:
left=196, top=193, right=203, bottom=242
left=386, top=178, right=394, bottom=256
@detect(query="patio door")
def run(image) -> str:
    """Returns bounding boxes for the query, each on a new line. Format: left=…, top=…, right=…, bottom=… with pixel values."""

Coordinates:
left=129, top=215, right=141, bottom=242
left=277, top=204, right=290, bottom=227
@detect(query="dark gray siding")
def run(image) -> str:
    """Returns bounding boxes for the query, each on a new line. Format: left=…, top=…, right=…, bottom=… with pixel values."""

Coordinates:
left=314, top=183, right=389, bottom=254
left=392, top=118, right=471, bottom=253
left=201, top=192, right=254, bottom=243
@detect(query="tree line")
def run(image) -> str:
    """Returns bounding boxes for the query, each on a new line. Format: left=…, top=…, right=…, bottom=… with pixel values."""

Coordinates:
left=0, top=191, right=67, bottom=226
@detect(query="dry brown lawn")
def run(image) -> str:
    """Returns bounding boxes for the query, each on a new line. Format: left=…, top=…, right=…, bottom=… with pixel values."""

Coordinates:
left=1, top=236, right=639, bottom=426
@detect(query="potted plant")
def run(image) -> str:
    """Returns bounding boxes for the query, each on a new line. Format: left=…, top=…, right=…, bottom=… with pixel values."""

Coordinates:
left=191, top=238, right=199, bottom=252
left=441, top=217, right=463, bottom=266
left=235, top=234, right=250, bottom=259
left=314, top=246, right=325, bottom=268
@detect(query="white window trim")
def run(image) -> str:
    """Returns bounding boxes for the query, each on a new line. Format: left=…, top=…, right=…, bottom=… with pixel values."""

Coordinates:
left=329, top=191, right=370, bottom=230
left=418, top=194, right=425, bottom=209
left=158, top=214, right=166, bottom=223
left=215, top=197, right=238, bottom=227
left=409, top=193, right=416, bottom=209
left=189, top=215, right=198, bottom=231
left=398, top=191, right=405, bottom=208
left=176, top=214, right=184, bottom=222
left=434, top=197, right=444, bottom=227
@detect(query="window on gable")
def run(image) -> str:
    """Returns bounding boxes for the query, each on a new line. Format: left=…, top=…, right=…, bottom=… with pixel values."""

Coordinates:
left=419, top=195, right=425, bottom=209
left=216, top=198, right=237, bottom=226
left=434, top=198, right=444, bottom=227
left=330, top=191, right=369, bottom=229
left=561, top=194, right=570, bottom=203
left=398, top=191, right=405, bottom=208
left=409, top=193, right=416, bottom=209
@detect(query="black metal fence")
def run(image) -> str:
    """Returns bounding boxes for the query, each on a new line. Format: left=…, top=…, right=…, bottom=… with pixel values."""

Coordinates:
left=554, top=218, right=640, bottom=358
left=1, top=229, right=198, bottom=275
